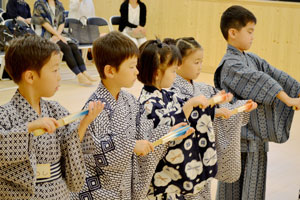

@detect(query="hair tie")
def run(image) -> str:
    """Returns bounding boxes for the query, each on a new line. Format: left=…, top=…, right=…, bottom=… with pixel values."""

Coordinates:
left=155, top=39, right=163, bottom=48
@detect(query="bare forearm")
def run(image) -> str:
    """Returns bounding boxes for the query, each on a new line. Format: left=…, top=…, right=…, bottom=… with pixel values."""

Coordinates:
left=42, top=22, right=60, bottom=36
left=276, top=91, right=292, bottom=106
left=57, top=24, right=64, bottom=34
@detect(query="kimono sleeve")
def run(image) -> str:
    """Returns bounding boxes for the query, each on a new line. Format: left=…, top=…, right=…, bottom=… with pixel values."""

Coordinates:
left=132, top=104, right=170, bottom=199
left=0, top=106, right=36, bottom=196
left=0, top=107, right=33, bottom=165
left=250, top=53, right=300, bottom=97
left=213, top=100, right=249, bottom=182
left=221, top=59, right=283, bottom=105
left=55, top=104, right=85, bottom=193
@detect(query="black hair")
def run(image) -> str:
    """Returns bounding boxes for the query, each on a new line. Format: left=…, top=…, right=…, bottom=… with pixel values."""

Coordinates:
left=137, top=39, right=182, bottom=86
left=92, top=31, right=139, bottom=79
left=5, top=35, right=60, bottom=84
left=220, top=5, right=257, bottom=40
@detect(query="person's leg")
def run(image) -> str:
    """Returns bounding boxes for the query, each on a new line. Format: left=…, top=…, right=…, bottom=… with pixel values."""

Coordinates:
left=57, top=41, right=91, bottom=85
left=216, top=152, right=247, bottom=200
left=242, top=144, right=267, bottom=200
left=57, top=41, right=81, bottom=75
left=69, top=43, right=97, bottom=82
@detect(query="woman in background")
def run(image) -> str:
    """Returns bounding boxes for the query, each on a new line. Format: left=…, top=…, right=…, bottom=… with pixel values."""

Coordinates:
left=6, top=0, right=31, bottom=24
left=32, top=0, right=97, bottom=86
left=69, top=0, right=95, bottom=19
left=119, top=0, right=147, bottom=47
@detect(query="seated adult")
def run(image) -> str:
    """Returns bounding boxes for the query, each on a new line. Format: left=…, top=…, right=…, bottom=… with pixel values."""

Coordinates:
left=69, top=0, right=95, bottom=19
left=32, top=0, right=96, bottom=86
left=119, top=0, right=147, bottom=47
left=6, top=0, right=31, bottom=25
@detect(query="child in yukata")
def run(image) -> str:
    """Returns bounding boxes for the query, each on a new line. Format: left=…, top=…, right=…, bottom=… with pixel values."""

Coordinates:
left=137, top=40, right=235, bottom=200
left=163, top=37, right=257, bottom=199
left=71, top=31, right=194, bottom=200
left=0, top=35, right=104, bottom=200
left=214, top=5, right=300, bottom=200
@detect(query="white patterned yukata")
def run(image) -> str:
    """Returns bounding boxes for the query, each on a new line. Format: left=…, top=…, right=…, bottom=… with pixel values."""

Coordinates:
left=0, top=90, right=86, bottom=200
left=71, top=82, right=171, bottom=200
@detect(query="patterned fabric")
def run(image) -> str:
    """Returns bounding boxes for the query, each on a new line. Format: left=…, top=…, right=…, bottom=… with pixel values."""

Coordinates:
left=214, top=45, right=300, bottom=152
left=171, top=75, right=249, bottom=199
left=71, top=82, right=170, bottom=200
left=216, top=142, right=267, bottom=200
left=214, top=45, right=300, bottom=199
left=139, top=85, right=217, bottom=198
left=0, top=90, right=85, bottom=200
left=32, top=0, right=65, bottom=39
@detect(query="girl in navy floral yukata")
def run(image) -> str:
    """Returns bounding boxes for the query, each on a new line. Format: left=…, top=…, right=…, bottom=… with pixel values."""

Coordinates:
left=137, top=40, right=232, bottom=200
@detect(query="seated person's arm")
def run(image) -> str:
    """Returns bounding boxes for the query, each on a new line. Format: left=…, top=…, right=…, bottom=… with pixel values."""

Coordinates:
left=41, top=22, right=67, bottom=43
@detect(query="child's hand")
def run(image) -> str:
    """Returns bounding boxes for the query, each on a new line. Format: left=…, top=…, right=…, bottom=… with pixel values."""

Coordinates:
left=215, top=108, right=232, bottom=119
left=81, top=101, right=105, bottom=125
left=169, top=122, right=195, bottom=141
left=244, top=100, right=258, bottom=112
left=190, top=95, right=209, bottom=109
left=134, top=140, right=154, bottom=156
left=28, top=117, right=59, bottom=134
left=78, top=101, right=105, bottom=141
left=289, top=97, right=300, bottom=110
left=213, top=90, right=233, bottom=104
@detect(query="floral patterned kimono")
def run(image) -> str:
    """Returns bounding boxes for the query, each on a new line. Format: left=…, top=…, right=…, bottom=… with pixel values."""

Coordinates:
left=139, top=85, right=217, bottom=199
left=171, top=75, right=250, bottom=200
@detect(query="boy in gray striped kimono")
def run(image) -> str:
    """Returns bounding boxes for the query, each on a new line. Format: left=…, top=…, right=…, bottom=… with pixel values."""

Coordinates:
left=214, top=5, right=300, bottom=200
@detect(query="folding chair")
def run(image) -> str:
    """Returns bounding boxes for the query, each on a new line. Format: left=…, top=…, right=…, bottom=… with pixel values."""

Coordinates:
left=63, top=10, right=69, bottom=18
left=65, top=17, right=92, bottom=63
left=109, top=16, right=121, bottom=32
left=4, top=19, right=29, bottom=28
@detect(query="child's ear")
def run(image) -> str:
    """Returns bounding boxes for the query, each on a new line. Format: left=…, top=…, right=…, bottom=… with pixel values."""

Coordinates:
left=23, top=70, right=36, bottom=84
left=228, top=28, right=237, bottom=39
left=104, top=65, right=117, bottom=78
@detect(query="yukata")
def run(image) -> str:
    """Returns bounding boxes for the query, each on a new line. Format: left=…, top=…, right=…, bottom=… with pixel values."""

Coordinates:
left=0, top=90, right=85, bottom=200
left=71, top=82, right=171, bottom=200
left=214, top=44, right=300, bottom=200
left=139, top=85, right=217, bottom=199
left=171, top=75, right=250, bottom=200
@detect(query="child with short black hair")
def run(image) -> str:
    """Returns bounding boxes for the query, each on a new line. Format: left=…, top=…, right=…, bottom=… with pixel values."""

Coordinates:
left=0, top=35, right=103, bottom=199
left=71, top=31, right=193, bottom=200
left=137, top=39, right=234, bottom=199
left=214, top=5, right=300, bottom=200
left=164, top=37, right=256, bottom=199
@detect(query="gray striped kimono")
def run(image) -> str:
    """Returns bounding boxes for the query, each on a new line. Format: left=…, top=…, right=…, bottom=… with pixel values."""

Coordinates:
left=171, top=75, right=249, bottom=200
left=214, top=45, right=300, bottom=200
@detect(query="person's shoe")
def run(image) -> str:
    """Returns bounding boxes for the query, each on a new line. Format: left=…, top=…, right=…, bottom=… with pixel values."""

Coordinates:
left=77, top=73, right=92, bottom=86
left=83, top=71, right=98, bottom=82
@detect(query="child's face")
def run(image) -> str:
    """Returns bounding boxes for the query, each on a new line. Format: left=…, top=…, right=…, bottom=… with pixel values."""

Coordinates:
left=114, top=56, right=139, bottom=88
left=156, top=64, right=178, bottom=89
left=179, top=49, right=203, bottom=82
left=33, top=53, right=61, bottom=97
left=233, top=21, right=255, bottom=51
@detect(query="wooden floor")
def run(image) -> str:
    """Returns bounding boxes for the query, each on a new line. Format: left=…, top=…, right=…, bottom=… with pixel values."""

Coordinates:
left=0, top=63, right=299, bottom=200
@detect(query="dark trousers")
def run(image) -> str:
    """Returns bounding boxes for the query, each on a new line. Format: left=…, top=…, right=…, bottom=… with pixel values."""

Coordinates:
left=57, top=41, right=86, bottom=75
